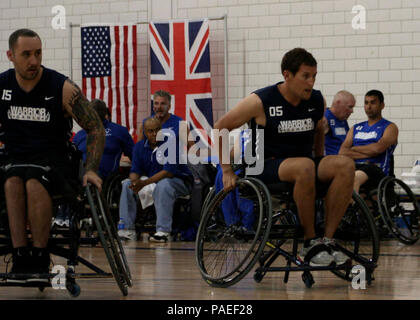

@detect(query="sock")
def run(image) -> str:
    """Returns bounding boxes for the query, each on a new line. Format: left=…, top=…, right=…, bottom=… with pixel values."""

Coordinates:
left=32, top=247, right=48, bottom=258
left=13, top=246, right=29, bottom=257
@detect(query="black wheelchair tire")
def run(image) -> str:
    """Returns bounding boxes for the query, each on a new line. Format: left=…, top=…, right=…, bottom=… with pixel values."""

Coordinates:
left=379, top=177, right=420, bottom=245
left=331, top=191, right=380, bottom=281
left=195, top=177, right=272, bottom=288
left=86, top=186, right=131, bottom=296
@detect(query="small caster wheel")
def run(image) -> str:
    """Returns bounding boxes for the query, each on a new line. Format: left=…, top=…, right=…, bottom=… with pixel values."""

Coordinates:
left=38, top=286, right=45, bottom=292
left=253, top=272, right=264, bottom=283
left=66, top=282, right=81, bottom=297
left=302, top=272, right=314, bottom=288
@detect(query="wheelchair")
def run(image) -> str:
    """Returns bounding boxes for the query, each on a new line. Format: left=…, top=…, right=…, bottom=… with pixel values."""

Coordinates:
left=0, top=151, right=132, bottom=297
left=195, top=172, right=379, bottom=288
left=358, top=158, right=420, bottom=245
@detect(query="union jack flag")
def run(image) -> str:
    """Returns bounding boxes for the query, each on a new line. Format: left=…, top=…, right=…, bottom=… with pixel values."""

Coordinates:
left=149, top=19, right=214, bottom=147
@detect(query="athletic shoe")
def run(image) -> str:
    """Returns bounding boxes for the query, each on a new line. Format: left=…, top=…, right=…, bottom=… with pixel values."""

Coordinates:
left=322, top=237, right=350, bottom=265
left=299, top=238, right=335, bottom=267
left=118, top=229, right=137, bottom=241
left=26, top=248, right=50, bottom=284
left=52, top=218, right=64, bottom=227
left=7, top=247, right=32, bottom=284
left=149, top=231, right=170, bottom=243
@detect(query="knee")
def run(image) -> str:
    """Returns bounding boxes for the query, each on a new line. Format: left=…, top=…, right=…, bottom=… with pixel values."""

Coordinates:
left=4, top=176, right=24, bottom=192
left=154, top=178, right=175, bottom=197
left=296, top=159, right=316, bottom=183
left=25, top=179, right=44, bottom=194
left=337, top=156, right=355, bottom=177
left=122, top=178, right=131, bottom=188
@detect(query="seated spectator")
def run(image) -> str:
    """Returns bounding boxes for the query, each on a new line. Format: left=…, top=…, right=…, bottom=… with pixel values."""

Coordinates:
left=119, top=117, right=193, bottom=242
left=324, top=90, right=355, bottom=155
left=339, top=90, right=398, bottom=192
left=73, top=99, right=134, bottom=180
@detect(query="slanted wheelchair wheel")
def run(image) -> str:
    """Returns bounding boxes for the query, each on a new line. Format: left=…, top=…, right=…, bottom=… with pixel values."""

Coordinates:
left=86, top=185, right=132, bottom=296
left=332, top=191, right=380, bottom=281
left=195, top=177, right=272, bottom=288
left=104, top=173, right=125, bottom=226
left=200, top=187, right=216, bottom=221
left=378, top=177, right=420, bottom=245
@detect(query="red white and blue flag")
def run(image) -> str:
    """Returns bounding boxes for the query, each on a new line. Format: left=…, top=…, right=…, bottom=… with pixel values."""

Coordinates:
left=149, top=19, right=214, bottom=146
left=81, top=25, right=138, bottom=141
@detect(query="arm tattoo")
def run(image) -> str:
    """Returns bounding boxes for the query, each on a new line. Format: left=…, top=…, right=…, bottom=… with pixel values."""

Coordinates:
left=66, top=79, right=105, bottom=172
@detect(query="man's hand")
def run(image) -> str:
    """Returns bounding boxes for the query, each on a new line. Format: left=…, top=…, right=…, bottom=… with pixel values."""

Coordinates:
left=83, top=170, right=103, bottom=192
left=129, top=179, right=147, bottom=193
left=222, top=168, right=238, bottom=192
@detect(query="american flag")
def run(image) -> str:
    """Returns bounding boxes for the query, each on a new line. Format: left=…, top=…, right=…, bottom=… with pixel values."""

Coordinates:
left=81, top=25, right=138, bottom=141
left=149, top=19, right=214, bottom=147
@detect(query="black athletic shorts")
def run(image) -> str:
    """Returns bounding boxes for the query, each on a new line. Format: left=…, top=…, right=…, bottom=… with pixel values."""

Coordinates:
left=355, top=162, right=386, bottom=190
left=249, top=156, right=330, bottom=198
left=2, top=151, right=78, bottom=197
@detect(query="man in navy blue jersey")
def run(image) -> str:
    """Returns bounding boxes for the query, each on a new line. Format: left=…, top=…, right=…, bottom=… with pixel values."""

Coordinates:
left=339, top=90, right=398, bottom=192
left=215, top=48, right=355, bottom=267
left=0, top=29, right=105, bottom=283
left=73, top=99, right=134, bottom=180
left=324, top=90, right=355, bottom=155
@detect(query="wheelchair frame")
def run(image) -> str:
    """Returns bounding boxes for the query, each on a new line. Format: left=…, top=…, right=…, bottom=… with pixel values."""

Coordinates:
left=0, top=184, right=132, bottom=297
left=195, top=177, right=379, bottom=288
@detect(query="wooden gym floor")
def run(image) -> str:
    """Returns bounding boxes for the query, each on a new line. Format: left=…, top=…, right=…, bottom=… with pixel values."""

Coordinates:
left=0, top=237, right=420, bottom=300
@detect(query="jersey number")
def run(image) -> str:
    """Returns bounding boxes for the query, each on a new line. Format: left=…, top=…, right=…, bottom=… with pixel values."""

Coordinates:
left=2, top=90, right=11, bottom=101
left=269, top=106, right=283, bottom=117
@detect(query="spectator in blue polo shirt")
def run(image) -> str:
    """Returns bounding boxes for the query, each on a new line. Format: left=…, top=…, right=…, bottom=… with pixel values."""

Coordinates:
left=118, top=117, right=192, bottom=242
left=73, top=99, right=134, bottom=179
left=324, top=90, right=355, bottom=155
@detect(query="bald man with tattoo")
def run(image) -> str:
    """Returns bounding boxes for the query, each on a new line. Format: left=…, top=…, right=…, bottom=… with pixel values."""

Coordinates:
left=0, top=29, right=105, bottom=283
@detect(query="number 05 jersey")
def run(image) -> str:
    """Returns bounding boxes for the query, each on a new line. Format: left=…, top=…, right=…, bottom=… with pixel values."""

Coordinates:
left=252, top=82, right=324, bottom=160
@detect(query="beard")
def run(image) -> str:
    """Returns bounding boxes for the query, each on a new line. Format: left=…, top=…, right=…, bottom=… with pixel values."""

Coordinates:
left=17, top=66, right=40, bottom=81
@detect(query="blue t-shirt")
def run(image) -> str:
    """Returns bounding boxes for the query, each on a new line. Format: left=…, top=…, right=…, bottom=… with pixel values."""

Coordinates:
left=352, top=118, right=396, bottom=175
left=324, top=108, right=349, bottom=155
left=142, top=113, right=183, bottom=138
left=131, top=138, right=192, bottom=180
left=73, top=119, right=134, bottom=179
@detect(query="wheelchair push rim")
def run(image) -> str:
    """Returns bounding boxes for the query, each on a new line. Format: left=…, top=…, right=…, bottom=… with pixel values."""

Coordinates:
left=378, top=178, right=420, bottom=245
left=195, top=177, right=272, bottom=288
left=331, top=191, right=380, bottom=281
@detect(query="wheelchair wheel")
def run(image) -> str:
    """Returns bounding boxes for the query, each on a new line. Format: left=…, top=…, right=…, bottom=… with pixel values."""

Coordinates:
left=195, top=177, right=272, bottom=288
left=200, top=187, right=216, bottom=221
left=86, top=185, right=132, bottom=296
left=332, top=191, right=380, bottom=281
left=104, top=172, right=126, bottom=226
left=378, top=177, right=420, bottom=245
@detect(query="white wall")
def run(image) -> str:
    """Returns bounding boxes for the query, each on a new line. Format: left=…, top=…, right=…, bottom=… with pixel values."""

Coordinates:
left=1, top=0, right=419, bottom=177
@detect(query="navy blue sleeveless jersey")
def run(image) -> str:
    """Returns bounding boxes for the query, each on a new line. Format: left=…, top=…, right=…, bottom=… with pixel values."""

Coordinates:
left=324, top=108, right=349, bottom=155
left=352, top=118, right=396, bottom=176
left=0, top=66, right=72, bottom=154
left=252, top=82, right=324, bottom=159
